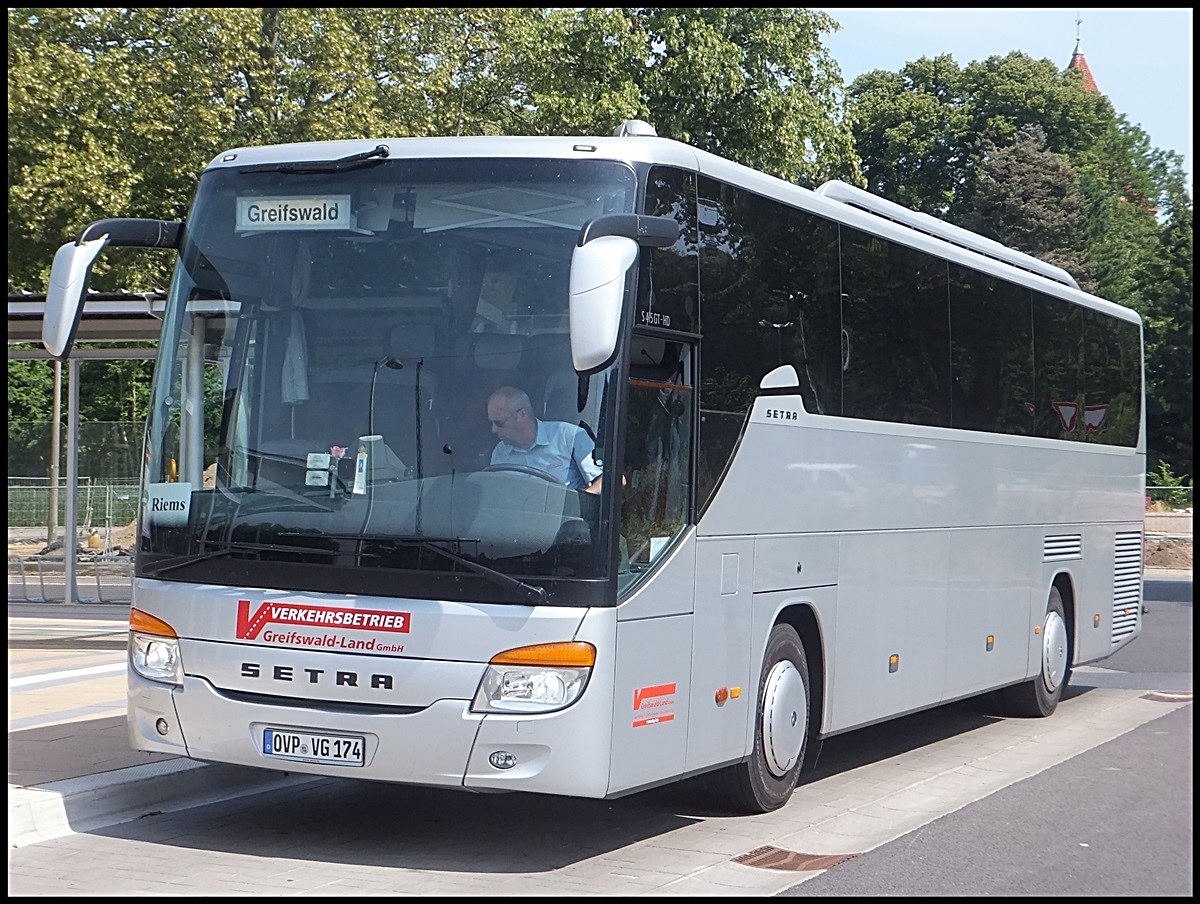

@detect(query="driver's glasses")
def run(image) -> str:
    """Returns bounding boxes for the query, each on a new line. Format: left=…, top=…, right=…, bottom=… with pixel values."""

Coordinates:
left=490, top=408, right=524, bottom=428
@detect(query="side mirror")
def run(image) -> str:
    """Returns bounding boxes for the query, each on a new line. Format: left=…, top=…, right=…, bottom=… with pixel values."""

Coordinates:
left=43, top=236, right=110, bottom=360
left=568, top=214, right=680, bottom=374
left=568, top=236, right=638, bottom=373
left=41, top=218, right=183, bottom=360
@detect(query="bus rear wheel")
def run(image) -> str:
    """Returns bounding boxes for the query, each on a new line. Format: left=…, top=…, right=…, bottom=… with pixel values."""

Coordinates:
left=710, top=623, right=810, bottom=814
left=1000, top=585, right=1071, bottom=717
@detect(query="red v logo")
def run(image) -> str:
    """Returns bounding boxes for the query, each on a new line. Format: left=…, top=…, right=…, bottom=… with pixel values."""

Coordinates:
left=236, top=599, right=272, bottom=640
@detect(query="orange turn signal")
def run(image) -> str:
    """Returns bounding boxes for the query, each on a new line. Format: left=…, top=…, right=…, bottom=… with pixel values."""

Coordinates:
left=490, top=642, right=596, bottom=668
left=129, top=607, right=178, bottom=638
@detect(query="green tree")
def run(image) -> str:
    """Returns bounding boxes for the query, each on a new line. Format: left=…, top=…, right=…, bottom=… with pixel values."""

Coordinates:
left=533, top=7, right=861, bottom=186
left=843, top=55, right=973, bottom=212
left=7, top=352, right=59, bottom=477
left=846, top=52, right=1116, bottom=217
left=8, top=8, right=260, bottom=293
left=961, top=125, right=1092, bottom=288
left=9, top=7, right=859, bottom=295
left=1139, top=192, right=1194, bottom=477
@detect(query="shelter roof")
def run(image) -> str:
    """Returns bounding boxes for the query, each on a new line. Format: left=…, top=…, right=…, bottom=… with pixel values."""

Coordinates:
left=7, top=291, right=167, bottom=349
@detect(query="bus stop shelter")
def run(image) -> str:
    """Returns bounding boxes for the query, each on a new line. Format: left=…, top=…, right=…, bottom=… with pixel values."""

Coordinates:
left=8, top=291, right=165, bottom=603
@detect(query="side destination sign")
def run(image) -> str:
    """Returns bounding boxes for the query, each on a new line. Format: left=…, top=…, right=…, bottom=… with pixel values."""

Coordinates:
left=236, top=195, right=352, bottom=231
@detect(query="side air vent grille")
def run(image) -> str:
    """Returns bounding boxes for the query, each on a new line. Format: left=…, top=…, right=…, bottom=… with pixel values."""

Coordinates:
left=1112, top=531, right=1143, bottom=643
left=1043, top=534, right=1083, bottom=562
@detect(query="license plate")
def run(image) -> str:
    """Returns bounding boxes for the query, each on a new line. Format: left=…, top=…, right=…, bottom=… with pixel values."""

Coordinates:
left=262, top=727, right=365, bottom=766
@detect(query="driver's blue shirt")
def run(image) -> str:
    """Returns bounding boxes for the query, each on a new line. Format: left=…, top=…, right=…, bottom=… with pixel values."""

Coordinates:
left=490, top=419, right=602, bottom=489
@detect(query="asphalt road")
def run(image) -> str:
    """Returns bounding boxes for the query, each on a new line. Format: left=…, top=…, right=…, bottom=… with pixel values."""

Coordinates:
left=780, top=578, right=1192, bottom=896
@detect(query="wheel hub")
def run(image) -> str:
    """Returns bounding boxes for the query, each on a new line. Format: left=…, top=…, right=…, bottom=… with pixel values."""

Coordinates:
left=1041, top=610, right=1068, bottom=691
left=761, top=660, right=807, bottom=776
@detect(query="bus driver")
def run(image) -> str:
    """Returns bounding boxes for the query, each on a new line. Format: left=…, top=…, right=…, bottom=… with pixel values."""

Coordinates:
left=486, top=386, right=603, bottom=494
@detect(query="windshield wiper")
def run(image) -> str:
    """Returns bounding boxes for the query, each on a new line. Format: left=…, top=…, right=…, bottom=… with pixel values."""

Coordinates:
left=412, top=539, right=548, bottom=606
left=239, top=144, right=390, bottom=174
left=279, top=532, right=548, bottom=605
left=142, top=539, right=338, bottom=576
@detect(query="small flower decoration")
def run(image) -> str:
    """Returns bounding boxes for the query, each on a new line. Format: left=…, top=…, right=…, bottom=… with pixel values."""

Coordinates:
left=330, top=445, right=347, bottom=459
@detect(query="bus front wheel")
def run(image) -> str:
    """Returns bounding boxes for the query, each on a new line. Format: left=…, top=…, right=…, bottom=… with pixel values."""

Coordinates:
left=711, top=623, right=810, bottom=814
left=1000, top=585, right=1071, bottom=717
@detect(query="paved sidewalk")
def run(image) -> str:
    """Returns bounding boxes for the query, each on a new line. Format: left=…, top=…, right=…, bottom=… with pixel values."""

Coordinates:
left=9, top=603, right=159, bottom=785
left=8, top=602, right=312, bottom=848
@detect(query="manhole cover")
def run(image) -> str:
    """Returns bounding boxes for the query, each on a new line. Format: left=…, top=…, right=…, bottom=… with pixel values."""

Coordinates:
left=732, top=845, right=859, bottom=871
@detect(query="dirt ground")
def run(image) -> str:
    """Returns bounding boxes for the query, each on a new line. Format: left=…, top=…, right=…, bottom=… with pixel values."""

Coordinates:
left=1143, top=536, right=1193, bottom=570
left=107, top=520, right=140, bottom=550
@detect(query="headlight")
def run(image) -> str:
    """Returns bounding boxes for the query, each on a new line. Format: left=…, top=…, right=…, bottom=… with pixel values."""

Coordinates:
left=470, top=641, right=595, bottom=714
left=129, top=608, right=184, bottom=685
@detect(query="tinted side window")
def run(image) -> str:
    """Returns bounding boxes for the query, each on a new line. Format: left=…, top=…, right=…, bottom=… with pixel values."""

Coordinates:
left=1081, top=306, right=1141, bottom=447
left=949, top=264, right=1035, bottom=435
left=695, top=177, right=757, bottom=508
left=776, top=210, right=842, bottom=418
left=1032, top=295, right=1083, bottom=439
left=641, top=167, right=699, bottom=335
left=690, top=176, right=1139, bottom=454
left=695, top=178, right=842, bottom=509
left=841, top=229, right=951, bottom=426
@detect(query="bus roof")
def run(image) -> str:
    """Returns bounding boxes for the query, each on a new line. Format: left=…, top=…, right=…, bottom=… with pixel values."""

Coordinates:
left=204, top=121, right=1140, bottom=327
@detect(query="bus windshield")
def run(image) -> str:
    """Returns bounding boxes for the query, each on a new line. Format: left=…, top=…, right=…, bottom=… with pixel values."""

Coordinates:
left=139, top=156, right=638, bottom=605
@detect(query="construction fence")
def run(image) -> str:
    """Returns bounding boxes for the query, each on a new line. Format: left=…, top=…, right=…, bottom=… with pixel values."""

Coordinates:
left=8, top=476, right=139, bottom=605
left=8, top=418, right=141, bottom=603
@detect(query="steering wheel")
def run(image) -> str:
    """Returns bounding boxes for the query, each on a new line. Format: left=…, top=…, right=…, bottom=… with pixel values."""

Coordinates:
left=483, top=463, right=560, bottom=483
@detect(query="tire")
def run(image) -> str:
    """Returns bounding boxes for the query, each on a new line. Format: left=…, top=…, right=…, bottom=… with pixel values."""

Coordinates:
left=1000, top=585, right=1071, bottom=717
left=710, top=623, right=810, bottom=814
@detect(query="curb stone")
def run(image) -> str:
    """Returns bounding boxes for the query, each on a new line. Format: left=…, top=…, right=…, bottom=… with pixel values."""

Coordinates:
left=9, top=759, right=321, bottom=849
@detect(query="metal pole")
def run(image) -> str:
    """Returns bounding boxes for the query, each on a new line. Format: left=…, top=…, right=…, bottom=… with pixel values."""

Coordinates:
left=186, top=314, right=205, bottom=483
left=64, top=357, right=80, bottom=604
left=48, top=359, right=62, bottom=544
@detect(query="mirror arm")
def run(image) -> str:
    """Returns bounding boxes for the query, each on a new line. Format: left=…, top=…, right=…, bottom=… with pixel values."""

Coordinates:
left=79, top=218, right=183, bottom=250
left=577, top=214, right=679, bottom=249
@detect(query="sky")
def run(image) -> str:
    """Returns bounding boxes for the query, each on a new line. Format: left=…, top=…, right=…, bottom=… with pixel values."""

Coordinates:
left=817, top=8, right=1193, bottom=191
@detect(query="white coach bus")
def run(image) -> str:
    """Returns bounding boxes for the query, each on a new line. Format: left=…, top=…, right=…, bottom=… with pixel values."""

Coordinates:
left=43, top=120, right=1145, bottom=813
